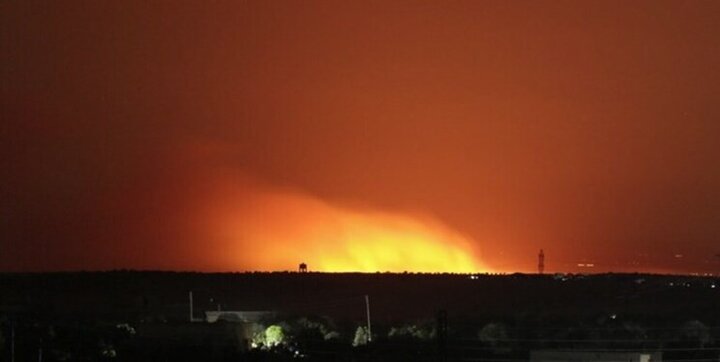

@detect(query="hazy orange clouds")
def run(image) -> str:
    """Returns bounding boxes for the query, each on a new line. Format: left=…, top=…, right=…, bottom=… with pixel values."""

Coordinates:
left=4, top=1, right=720, bottom=273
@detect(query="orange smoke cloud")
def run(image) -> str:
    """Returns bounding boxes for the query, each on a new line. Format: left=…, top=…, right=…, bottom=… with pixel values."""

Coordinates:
left=198, top=175, right=487, bottom=273
left=155, top=140, right=487, bottom=273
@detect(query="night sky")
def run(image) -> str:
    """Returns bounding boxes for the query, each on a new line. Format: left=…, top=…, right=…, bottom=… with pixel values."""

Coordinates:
left=2, top=1, right=720, bottom=273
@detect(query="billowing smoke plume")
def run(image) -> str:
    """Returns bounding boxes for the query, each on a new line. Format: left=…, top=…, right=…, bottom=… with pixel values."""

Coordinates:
left=183, top=141, right=487, bottom=273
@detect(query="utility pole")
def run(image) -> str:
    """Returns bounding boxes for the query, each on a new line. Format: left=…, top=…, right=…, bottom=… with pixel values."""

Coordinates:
left=538, top=249, right=545, bottom=275
left=436, top=310, right=448, bottom=362
left=189, top=291, right=194, bottom=322
left=11, top=322, right=15, bottom=362
left=365, top=295, right=372, bottom=342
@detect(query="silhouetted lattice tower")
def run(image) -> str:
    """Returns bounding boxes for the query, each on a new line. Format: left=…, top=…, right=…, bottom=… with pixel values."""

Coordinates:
left=538, top=249, right=545, bottom=274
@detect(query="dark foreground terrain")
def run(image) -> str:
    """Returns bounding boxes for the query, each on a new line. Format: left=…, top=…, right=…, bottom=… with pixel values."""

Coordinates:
left=1, top=271, right=719, bottom=361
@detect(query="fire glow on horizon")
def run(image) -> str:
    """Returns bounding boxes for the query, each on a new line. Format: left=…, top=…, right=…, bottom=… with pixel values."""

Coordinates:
left=204, top=177, right=487, bottom=273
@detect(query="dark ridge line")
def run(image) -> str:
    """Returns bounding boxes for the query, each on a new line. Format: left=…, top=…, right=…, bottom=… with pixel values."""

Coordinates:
left=0, top=270, right=712, bottom=278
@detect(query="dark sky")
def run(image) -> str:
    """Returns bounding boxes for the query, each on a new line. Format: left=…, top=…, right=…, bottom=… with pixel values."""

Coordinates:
left=2, top=0, right=720, bottom=273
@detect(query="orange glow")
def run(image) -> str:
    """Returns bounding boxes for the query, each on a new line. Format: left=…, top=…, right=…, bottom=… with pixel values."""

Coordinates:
left=203, top=175, right=487, bottom=273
